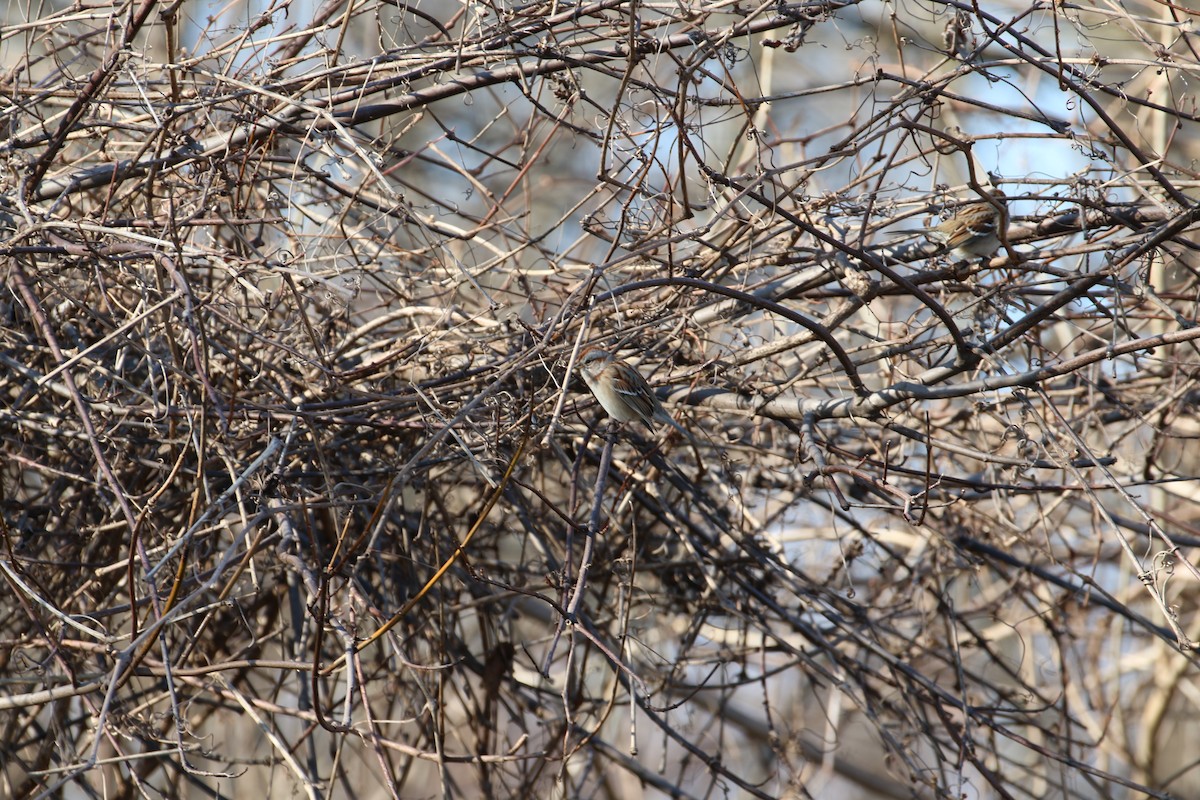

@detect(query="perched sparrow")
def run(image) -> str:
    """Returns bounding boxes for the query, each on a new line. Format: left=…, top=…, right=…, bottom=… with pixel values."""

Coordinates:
left=578, top=348, right=692, bottom=439
left=919, top=194, right=1007, bottom=258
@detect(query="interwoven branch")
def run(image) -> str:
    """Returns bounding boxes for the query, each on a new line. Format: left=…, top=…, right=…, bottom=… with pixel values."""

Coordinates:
left=2, top=0, right=1200, bottom=798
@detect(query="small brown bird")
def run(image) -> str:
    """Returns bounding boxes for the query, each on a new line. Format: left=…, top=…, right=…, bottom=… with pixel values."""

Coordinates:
left=918, top=194, right=1008, bottom=258
left=578, top=348, right=692, bottom=439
